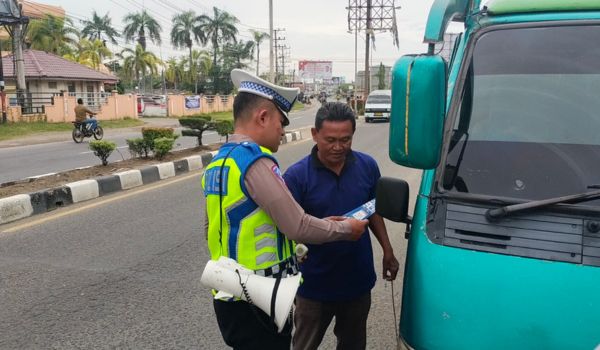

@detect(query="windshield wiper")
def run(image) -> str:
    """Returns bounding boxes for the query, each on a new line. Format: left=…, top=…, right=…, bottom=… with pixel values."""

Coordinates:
left=485, top=185, right=600, bottom=221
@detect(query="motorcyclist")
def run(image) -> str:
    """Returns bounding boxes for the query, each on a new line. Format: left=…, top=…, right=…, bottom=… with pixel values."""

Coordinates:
left=74, top=98, right=98, bottom=131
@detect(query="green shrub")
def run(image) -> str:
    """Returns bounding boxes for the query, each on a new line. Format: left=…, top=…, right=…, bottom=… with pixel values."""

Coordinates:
left=215, top=120, right=234, bottom=142
left=89, top=140, right=116, bottom=166
left=153, top=137, right=175, bottom=159
left=188, top=114, right=212, bottom=122
left=179, top=117, right=214, bottom=146
left=142, top=127, right=178, bottom=150
left=126, top=138, right=151, bottom=158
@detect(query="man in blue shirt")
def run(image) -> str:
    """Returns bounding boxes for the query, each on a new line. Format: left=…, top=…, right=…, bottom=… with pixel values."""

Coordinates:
left=283, top=102, right=399, bottom=350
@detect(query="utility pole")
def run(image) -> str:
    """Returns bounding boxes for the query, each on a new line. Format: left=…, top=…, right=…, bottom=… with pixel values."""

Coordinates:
left=365, top=0, right=371, bottom=97
left=13, top=18, right=27, bottom=109
left=347, top=0, right=399, bottom=99
left=277, top=45, right=289, bottom=85
left=273, top=28, right=285, bottom=84
left=269, top=0, right=274, bottom=82
left=354, top=26, right=358, bottom=111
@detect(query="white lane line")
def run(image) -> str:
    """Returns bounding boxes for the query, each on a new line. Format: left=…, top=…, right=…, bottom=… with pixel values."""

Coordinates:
left=26, top=172, right=57, bottom=179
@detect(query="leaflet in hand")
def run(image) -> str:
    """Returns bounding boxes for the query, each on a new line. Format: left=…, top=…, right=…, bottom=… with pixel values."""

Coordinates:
left=343, top=199, right=376, bottom=220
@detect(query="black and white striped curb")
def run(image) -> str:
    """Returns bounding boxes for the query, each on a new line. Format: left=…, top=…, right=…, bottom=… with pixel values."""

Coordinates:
left=280, top=130, right=302, bottom=144
left=0, top=130, right=305, bottom=225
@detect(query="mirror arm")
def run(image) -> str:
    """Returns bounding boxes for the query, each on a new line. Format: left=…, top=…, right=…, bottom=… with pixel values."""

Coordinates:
left=404, top=215, right=413, bottom=239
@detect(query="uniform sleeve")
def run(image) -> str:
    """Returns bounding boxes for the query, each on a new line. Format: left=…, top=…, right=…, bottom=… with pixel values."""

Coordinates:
left=245, top=157, right=352, bottom=244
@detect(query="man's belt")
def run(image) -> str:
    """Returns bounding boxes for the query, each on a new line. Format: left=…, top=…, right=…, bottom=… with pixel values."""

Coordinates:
left=255, top=256, right=298, bottom=277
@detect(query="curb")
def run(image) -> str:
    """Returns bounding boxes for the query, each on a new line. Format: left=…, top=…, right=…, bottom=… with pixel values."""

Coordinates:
left=0, top=130, right=305, bottom=226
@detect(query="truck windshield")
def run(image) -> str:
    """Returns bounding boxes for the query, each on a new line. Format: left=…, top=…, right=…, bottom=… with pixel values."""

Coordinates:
left=367, top=95, right=390, bottom=104
left=443, top=25, right=600, bottom=207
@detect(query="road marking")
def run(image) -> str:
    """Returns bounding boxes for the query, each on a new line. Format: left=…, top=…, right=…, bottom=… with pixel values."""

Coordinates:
left=27, top=172, right=57, bottom=179
left=80, top=145, right=129, bottom=154
left=0, top=171, right=202, bottom=234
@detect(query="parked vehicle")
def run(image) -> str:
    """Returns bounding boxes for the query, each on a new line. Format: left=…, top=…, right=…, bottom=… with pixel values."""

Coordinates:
left=72, top=117, right=103, bottom=143
left=377, top=0, right=600, bottom=349
left=364, top=89, right=391, bottom=123
left=137, top=97, right=145, bottom=115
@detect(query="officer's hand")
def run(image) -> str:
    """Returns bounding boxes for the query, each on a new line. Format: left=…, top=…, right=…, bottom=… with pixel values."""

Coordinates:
left=346, top=218, right=369, bottom=240
left=324, top=216, right=346, bottom=221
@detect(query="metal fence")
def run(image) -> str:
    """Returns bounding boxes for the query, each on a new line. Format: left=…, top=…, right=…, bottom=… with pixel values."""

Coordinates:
left=67, top=92, right=109, bottom=112
left=8, top=92, right=57, bottom=115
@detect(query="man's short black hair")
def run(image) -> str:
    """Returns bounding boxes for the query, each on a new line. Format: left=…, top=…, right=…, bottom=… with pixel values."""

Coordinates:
left=233, top=92, right=267, bottom=123
left=77, top=98, right=84, bottom=104
left=315, top=102, right=356, bottom=132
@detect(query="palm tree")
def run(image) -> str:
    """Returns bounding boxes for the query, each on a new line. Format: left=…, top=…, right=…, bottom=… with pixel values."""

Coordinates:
left=198, top=7, right=238, bottom=67
left=81, top=39, right=113, bottom=70
left=28, top=15, right=78, bottom=55
left=119, top=44, right=161, bottom=89
left=223, top=40, right=254, bottom=69
left=123, top=10, right=162, bottom=50
left=64, top=39, right=113, bottom=70
left=196, top=50, right=212, bottom=79
left=250, top=30, right=269, bottom=76
left=165, top=57, right=184, bottom=90
left=170, top=11, right=206, bottom=76
left=190, top=49, right=211, bottom=93
left=81, top=11, right=120, bottom=45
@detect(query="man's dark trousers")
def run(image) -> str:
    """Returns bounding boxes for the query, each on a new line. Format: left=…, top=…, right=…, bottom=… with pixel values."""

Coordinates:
left=214, top=299, right=292, bottom=349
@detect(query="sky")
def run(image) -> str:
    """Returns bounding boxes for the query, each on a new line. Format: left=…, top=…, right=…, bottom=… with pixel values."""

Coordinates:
left=34, top=0, right=447, bottom=82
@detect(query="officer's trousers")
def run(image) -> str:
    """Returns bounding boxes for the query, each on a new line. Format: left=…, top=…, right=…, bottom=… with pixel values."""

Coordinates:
left=214, top=299, right=292, bottom=350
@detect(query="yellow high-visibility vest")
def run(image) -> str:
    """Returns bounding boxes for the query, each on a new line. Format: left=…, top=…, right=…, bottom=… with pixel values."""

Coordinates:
left=202, top=141, right=294, bottom=272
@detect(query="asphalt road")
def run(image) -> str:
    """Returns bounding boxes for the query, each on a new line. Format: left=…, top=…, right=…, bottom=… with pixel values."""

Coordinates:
left=0, top=118, right=422, bottom=349
left=0, top=103, right=321, bottom=184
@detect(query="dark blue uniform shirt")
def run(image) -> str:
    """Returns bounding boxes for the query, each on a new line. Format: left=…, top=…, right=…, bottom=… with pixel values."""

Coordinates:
left=283, top=146, right=380, bottom=301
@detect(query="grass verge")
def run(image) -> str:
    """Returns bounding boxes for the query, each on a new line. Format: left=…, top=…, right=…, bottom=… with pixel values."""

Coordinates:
left=0, top=118, right=144, bottom=142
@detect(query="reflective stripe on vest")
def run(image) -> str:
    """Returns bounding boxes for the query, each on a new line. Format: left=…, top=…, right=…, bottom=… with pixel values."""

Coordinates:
left=202, top=141, right=294, bottom=272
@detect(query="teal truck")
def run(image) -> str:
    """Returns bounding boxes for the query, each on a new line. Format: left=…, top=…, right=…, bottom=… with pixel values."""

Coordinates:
left=376, top=0, right=600, bottom=349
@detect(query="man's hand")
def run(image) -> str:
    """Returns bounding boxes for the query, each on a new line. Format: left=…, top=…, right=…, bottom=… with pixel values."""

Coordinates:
left=382, top=253, right=400, bottom=281
left=346, top=218, right=369, bottom=240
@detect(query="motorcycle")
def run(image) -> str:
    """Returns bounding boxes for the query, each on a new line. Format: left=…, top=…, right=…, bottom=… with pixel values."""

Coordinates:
left=72, top=117, right=103, bottom=143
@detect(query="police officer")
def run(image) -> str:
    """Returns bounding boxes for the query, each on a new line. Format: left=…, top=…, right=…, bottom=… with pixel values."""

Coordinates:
left=203, top=69, right=369, bottom=350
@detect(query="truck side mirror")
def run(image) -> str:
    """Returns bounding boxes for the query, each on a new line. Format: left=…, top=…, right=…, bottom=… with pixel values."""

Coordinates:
left=389, top=54, right=446, bottom=169
left=376, top=177, right=409, bottom=223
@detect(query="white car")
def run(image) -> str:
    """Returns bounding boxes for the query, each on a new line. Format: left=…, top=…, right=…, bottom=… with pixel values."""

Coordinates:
left=364, top=89, right=391, bottom=123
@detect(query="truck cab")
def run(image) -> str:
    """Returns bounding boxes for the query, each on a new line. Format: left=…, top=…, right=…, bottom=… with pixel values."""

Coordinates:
left=377, top=0, right=600, bottom=349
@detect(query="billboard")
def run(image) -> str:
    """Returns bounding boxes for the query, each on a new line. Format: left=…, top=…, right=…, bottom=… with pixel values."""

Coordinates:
left=298, top=60, right=333, bottom=80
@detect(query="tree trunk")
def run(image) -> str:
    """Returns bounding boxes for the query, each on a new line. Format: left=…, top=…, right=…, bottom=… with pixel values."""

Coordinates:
left=256, top=45, right=260, bottom=75
left=139, top=29, right=146, bottom=50
left=212, top=39, right=218, bottom=67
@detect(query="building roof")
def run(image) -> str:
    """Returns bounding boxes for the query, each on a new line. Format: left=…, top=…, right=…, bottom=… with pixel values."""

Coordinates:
left=1, top=50, right=118, bottom=83
left=20, top=0, right=65, bottom=19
